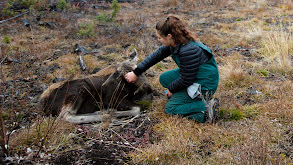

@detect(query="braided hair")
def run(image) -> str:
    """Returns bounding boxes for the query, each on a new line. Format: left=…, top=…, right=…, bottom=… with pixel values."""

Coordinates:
left=156, top=15, right=195, bottom=45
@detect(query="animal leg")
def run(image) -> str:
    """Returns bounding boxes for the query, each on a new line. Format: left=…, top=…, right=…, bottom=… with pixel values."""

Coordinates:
left=62, top=107, right=140, bottom=123
left=58, top=97, right=84, bottom=120
left=112, top=106, right=140, bottom=117
left=65, top=111, right=110, bottom=124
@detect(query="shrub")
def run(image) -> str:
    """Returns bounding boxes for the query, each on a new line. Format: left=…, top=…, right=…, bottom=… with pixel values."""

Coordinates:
left=95, top=0, right=121, bottom=23
left=57, top=0, right=69, bottom=11
left=1, top=0, right=67, bottom=16
left=110, top=0, right=120, bottom=20
left=96, top=12, right=111, bottom=23
left=78, top=23, right=94, bottom=38
left=2, top=35, right=11, bottom=44
left=256, top=69, right=269, bottom=77
left=219, top=108, right=244, bottom=121
left=1, top=4, right=15, bottom=16
left=236, top=18, right=242, bottom=21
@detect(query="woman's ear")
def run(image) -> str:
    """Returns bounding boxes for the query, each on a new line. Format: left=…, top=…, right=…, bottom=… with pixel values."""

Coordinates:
left=167, top=34, right=172, bottom=39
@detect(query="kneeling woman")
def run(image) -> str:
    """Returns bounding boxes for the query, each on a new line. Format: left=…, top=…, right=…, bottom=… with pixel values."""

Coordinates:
left=125, top=15, right=219, bottom=123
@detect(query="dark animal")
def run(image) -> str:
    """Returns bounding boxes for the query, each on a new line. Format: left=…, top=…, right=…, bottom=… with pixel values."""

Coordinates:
left=40, top=49, right=153, bottom=123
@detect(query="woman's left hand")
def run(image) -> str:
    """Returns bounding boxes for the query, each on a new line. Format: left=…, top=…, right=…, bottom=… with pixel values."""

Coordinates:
left=166, top=90, right=172, bottom=98
left=124, top=71, right=138, bottom=83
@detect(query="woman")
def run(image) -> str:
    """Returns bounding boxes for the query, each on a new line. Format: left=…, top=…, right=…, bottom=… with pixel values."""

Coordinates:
left=125, top=15, right=219, bottom=123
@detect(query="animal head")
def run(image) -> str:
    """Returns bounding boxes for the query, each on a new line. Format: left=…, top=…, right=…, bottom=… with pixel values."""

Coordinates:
left=102, top=48, right=138, bottom=87
left=102, top=48, right=153, bottom=96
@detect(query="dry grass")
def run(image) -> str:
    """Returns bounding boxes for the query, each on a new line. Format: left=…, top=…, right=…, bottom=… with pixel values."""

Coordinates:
left=258, top=81, right=293, bottom=121
left=130, top=115, right=289, bottom=164
left=9, top=117, right=76, bottom=156
left=259, top=30, right=293, bottom=73
left=1, top=0, right=293, bottom=164
left=128, top=0, right=293, bottom=164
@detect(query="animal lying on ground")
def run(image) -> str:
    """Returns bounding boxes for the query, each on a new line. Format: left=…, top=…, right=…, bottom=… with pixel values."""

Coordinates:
left=40, top=49, right=154, bottom=123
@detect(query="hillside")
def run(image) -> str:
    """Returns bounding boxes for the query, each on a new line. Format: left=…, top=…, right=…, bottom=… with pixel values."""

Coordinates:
left=0, top=0, right=292, bottom=164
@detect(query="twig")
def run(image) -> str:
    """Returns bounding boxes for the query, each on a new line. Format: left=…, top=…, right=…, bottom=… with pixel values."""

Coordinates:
left=0, top=11, right=29, bottom=24
left=135, top=115, right=149, bottom=130
left=112, top=22, right=124, bottom=33
left=110, top=114, right=141, bottom=128
left=109, top=128, right=142, bottom=152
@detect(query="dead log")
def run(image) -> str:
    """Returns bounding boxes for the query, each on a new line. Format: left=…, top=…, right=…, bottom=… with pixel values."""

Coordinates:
left=21, top=19, right=30, bottom=27
left=0, top=56, right=19, bottom=64
left=74, top=44, right=100, bottom=55
left=78, top=55, right=86, bottom=71
left=0, top=11, right=29, bottom=24
left=74, top=44, right=89, bottom=54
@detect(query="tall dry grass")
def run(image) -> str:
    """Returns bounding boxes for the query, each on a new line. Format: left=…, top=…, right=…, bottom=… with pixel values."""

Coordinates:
left=260, top=30, right=293, bottom=73
left=9, top=117, right=76, bottom=156
left=247, top=25, right=293, bottom=74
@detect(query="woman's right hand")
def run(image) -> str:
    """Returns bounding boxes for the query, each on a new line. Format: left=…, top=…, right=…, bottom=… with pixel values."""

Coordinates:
left=124, top=71, right=138, bottom=83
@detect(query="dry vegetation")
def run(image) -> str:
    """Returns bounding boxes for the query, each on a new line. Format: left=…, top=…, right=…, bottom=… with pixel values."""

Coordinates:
left=0, top=0, right=292, bottom=164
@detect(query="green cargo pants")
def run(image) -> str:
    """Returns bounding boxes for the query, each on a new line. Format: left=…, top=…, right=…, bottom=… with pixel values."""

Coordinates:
left=159, top=55, right=219, bottom=123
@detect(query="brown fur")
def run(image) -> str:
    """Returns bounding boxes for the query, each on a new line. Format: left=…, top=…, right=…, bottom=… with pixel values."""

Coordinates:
left=40, top=49, right=153, bottom=124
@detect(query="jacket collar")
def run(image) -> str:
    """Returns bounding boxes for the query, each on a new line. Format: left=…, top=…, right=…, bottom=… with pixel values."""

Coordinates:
left=170, top=43, right=182, bottom=55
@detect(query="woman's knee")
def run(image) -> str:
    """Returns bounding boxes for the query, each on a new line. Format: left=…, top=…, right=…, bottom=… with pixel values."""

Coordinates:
left=159, top=69, right=180, bottom=88
left=164, top=105, right=176, bottom=114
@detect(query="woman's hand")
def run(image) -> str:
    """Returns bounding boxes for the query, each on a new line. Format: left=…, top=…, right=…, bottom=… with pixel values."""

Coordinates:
left=166, top=90, right=172, bottom=98
left=124, top=71, right=138, bottom=83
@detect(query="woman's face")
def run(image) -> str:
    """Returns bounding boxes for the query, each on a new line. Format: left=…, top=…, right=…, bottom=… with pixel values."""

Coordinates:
left=156, top=30, right=175, bottom=47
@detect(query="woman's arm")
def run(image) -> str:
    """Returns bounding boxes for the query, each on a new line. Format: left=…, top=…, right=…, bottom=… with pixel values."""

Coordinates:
left=133, top=46, right=171, bottom=76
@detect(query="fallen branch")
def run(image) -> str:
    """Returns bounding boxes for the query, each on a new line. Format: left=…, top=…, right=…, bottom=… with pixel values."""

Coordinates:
left=112, top=23, right=124, bottom=33
left=74, top=44, right=100, bottom=55
left=78, top=55, right=86, bottom=71
left=0, top=56, right=19, bottom=64
left=0, top=11, right=29, bottom=24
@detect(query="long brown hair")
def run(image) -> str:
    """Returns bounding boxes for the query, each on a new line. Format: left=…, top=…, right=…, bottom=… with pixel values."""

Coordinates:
left=156, top=15, right=195, bottom=45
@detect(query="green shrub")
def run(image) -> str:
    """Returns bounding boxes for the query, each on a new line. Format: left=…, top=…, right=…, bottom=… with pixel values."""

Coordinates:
left=57, top=0, right=69, bottom=11
left=219, top=105, right=260, bottom=121
left=1, top=4, right=15, bottom=16
left=256, top=68, right=269, bottom=77
left=2, top=35, right=11, bottom=44
left=95, top=12, right=111, bottom=23
left=1, top=0, right=67, bottom=15
left=78, top=23, right=94, bottom=38
left=219, top=108, right=244, bottom=121
left=236, top=18, right=242, bottom=21
left=95, top=0, right=120, bottom=23
left=110, top=0, right=120, bottom=20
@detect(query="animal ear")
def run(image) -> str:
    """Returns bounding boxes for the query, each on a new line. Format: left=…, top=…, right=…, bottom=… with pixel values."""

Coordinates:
left=128, top=48, right=138, bottom=64
left=102, top=71, right=118, bottom=87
